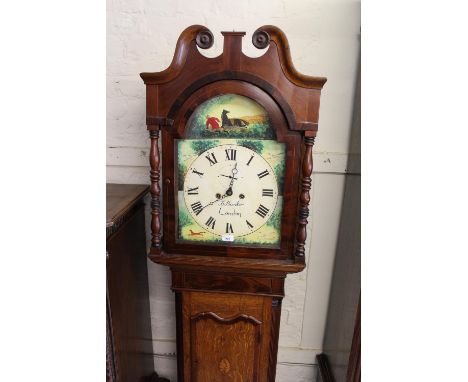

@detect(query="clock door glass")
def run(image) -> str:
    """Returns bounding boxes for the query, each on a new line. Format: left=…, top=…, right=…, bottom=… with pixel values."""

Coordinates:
left=176, top=94, right=285, bottom=247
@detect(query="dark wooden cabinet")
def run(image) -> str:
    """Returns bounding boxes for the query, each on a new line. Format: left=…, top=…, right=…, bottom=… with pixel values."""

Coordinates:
left=106, top=184, right=156, bottom=382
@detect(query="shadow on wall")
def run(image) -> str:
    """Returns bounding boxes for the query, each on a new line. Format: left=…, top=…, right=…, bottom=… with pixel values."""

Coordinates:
left=319, top=55, right=361, bottom=382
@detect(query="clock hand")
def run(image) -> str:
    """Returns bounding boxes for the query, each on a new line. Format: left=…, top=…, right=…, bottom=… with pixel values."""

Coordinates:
left=223, top=162, right=239, bottom=197
left=220, top=174, right=238, bottom=180
left=227, top=162, right=238, bottom=190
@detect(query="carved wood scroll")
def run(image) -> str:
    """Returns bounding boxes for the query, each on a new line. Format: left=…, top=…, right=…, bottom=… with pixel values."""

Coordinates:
left=191, top=311, right=262, bottom=326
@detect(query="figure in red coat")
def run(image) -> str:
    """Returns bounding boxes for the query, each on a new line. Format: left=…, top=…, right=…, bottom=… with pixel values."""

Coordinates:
left=206, top=115, right=221, bottom=130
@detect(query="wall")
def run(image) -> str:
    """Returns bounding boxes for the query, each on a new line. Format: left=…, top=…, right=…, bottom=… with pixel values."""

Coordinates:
left=107, top=0, right=361, bottom=381
left=321, top=66, right=361, bottom=381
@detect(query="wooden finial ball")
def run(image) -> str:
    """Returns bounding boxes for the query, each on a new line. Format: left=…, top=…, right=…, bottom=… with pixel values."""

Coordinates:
left=252, top=30, right=270, bottom=49
left=196, top=29, right=214, bottom=49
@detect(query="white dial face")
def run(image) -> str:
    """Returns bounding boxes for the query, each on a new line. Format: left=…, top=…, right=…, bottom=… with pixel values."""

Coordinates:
left=183, top=144, right=278, bottom=237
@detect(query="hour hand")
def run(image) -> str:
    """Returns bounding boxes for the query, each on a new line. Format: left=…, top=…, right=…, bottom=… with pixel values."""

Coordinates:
left=220, top=174, right=238, bottom=180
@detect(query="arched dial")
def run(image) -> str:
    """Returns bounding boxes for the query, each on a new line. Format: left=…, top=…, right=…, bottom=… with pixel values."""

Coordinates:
left=183, top=144, right=278, bottom=237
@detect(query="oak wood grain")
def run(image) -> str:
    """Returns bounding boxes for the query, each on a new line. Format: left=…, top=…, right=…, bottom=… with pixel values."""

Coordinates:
left=181, top=292, right=276, bottom=382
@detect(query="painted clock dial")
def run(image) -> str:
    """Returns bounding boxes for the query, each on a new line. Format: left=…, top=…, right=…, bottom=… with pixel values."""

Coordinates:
left=183, top=144, right=278, bottom=237
left=176, top=94, right=285, bottom=247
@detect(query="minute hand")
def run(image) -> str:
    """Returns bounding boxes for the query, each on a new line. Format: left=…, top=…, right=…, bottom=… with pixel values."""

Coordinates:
left=228, top=163, right=238, bottom=189
left=224, top=163, right=238, bottom=196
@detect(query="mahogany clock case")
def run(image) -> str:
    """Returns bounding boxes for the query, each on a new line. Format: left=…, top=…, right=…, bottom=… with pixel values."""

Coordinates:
left=141, top=25, right=327, bottom=270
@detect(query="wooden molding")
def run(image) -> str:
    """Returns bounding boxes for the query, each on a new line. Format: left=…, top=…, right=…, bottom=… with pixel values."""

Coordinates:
left=150, top=252, right=305, bottom=275
left=140, top=24, right=326, bottom=90
left=191, top=312, right=262, bottom=326
left=165, top=71, right=301, bottom=129
left=146, top=116, right=174, bottom=127
left=172, top=270, right=285, bottom=297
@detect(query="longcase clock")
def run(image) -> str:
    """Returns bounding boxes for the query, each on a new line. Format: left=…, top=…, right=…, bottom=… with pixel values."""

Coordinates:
left=141, top=25, right=326, bottom=382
